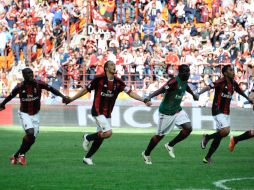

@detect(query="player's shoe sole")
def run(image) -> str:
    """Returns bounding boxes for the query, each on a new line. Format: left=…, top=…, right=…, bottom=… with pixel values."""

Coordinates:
left=228, top=136, right=235, bottom=152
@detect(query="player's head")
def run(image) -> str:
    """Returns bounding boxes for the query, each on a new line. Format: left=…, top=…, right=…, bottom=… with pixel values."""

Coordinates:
left=104, top=60, right=116, bottom=75
left=178, top=64, right=190, bottom=81
left=222, top=65, right=234, bottom=79
left=22, top=68, right=34, bottom=82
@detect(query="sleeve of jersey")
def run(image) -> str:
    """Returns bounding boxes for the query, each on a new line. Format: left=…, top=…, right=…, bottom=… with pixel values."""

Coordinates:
left=86, top=78, right=97, bottom=92
left=38, top=80, right=51, bottom=90
left=10, top=84, right=21, bottom=97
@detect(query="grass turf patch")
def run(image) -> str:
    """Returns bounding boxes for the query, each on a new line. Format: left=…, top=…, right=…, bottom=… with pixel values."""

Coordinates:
left=0, top=126, right=254, bottom=190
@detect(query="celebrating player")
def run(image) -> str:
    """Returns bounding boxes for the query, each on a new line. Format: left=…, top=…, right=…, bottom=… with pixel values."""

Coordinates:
left=198, top=65, right=253, bottom=163
left=64, top=60, right=151, bottom=165
left=141, top=64, right=199, bottom=164
left=0, top=68, right=69, bottom=166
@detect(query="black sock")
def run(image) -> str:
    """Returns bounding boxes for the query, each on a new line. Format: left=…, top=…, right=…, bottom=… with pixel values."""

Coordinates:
left=168, top=130, right=190, bottom=147
left=144, top=135, right=164, bottom=156
left=235, top=131, right=254, bottom=144
left=86, top=132, right=101, bottom=141
left=86, top=138, right=104, bottom=158
left=14, top=134, right=35, bottom=157
left=206, top=136, right=222, bottom=159
left=206, top=131, right=220, bottom=141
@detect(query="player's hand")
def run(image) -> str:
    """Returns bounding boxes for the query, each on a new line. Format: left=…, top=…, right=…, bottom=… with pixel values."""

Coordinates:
left=0, top=104, right=5, bottom=111
left=143, top=97, right=151, bottom=104
left=193, top=94, right=199, bottom=101
left=248, top=99, right=254, bottom=105
left=145, top=101, right=152, bottom=106
left=63, top=96, right=72, bottom=105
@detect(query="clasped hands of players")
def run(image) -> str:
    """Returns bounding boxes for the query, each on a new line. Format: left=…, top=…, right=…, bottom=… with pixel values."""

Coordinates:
left=62, top=96, right=72, bottom=105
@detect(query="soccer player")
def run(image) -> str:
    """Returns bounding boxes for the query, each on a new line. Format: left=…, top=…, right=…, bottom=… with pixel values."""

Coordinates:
left=0, top=68, right=68, bottom=166
left=198, top=65, right=253, bottom=163
left=141, top=64, right=199, bottom=164
left=229, top=130, right=254, bottom=152
left=64, top=60, right=151, bottom=165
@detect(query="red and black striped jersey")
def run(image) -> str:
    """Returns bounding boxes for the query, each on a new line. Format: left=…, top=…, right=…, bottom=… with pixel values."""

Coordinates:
left=209, top=77, right=243, bottom=116
left=86, top=75, right=131, bottom=118
left=10, top=80, right=55, bottom=115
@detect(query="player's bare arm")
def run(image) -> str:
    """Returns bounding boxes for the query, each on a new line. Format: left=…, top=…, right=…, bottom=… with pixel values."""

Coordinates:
left=0, top=88, right=19, bottom=111
left=234, top=82, right=254, bottom=104
left=128, top=91, right=152, bottom=106
left=186, top=85, right=199, bottom=101
left=66, top=87, right=89, bottom=104
left=144, top=85, right=166, bottom=103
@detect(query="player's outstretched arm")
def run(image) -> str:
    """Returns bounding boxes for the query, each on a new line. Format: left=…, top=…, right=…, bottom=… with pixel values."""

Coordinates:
left=186, top=85, right=199, bottom=101
left=127, top=91, right=152, bottom=106
left=0, top=94, right=16, bottom=111
left=0, top=86, right=19, bottom=111
left=66, top=87, right=89, bottom=105
left=197, top=86, right=211, bottom=96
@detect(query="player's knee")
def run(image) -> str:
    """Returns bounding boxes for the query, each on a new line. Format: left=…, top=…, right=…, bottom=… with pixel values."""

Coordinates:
left=26, top=128, right=35, bottom=136
left=103, top=130, right=112, bottom=138
left=220, top=128, right=230, bottom=137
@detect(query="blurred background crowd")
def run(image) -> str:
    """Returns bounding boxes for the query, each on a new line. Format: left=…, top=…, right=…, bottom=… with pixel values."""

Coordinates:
left=0, top=0, right=253, bottom=107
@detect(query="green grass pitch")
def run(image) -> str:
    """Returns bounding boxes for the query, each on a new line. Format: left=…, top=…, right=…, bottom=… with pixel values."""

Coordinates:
left=0, top=126, right=254, bottom=190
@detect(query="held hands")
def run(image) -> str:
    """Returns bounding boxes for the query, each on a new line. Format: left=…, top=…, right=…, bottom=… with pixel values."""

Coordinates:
left=62, top=96, right=72, bottom=105
left=144, top=97, right=152, bottom=106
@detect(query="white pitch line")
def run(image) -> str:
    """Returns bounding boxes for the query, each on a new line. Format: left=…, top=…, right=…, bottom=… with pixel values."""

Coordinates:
left=213, top=177, right=254, bottom=190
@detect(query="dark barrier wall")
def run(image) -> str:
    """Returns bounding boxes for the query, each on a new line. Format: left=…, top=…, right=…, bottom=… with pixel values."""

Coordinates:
left=8, top=105, right=253, bottom=130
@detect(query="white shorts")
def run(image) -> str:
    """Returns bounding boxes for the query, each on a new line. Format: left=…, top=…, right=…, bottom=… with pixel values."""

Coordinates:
left=156, top=110, right=191, bottom=136
left=94, top=115, right=112, bottom=132
left=213, top=114, right=230, bottom=129
left=18, top=111, right=40, bottom=137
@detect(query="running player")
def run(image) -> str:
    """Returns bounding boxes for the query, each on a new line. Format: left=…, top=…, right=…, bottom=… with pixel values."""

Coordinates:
left=198, top=65, right=253, bottom=163
left=64, top=61, right=151, bottom=165
left=141, top=64, right=199, bottom=164
left=0, top=68, right=68, bottom=165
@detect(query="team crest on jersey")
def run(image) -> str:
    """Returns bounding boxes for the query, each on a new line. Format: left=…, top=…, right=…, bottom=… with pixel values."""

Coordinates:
left=22, top=90, right=26, bottom=93
left=104, top=84, right=107, bottom=87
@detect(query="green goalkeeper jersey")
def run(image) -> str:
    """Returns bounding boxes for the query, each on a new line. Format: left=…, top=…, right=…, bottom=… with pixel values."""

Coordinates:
left=159, top=76, right=187, bottom=115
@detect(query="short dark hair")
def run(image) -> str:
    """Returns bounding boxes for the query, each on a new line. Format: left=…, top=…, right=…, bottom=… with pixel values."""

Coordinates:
left=222, top=65, right=231, bottom=76
left=104, top=60, right=114, bottom=73
left=178, top=64, right=190, bottom=73
left=22, top=68, right=33, bottom=75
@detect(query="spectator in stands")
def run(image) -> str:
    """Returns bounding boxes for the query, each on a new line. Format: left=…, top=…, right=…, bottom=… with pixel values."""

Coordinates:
left=0, top=25, right=6, bottom=56
left=11, top=30, right=20, bottom=64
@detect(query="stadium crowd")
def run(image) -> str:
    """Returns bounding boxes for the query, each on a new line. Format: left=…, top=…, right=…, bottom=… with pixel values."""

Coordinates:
left=0, top=0, right=254, bottom=106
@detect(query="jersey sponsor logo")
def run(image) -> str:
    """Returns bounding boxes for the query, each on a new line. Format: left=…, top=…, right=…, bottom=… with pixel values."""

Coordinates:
left=21, top=96, right=39, bottom=102
left=101, top=90, right=114, bottom=97
left=221, top=93, right=232, bottom=99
